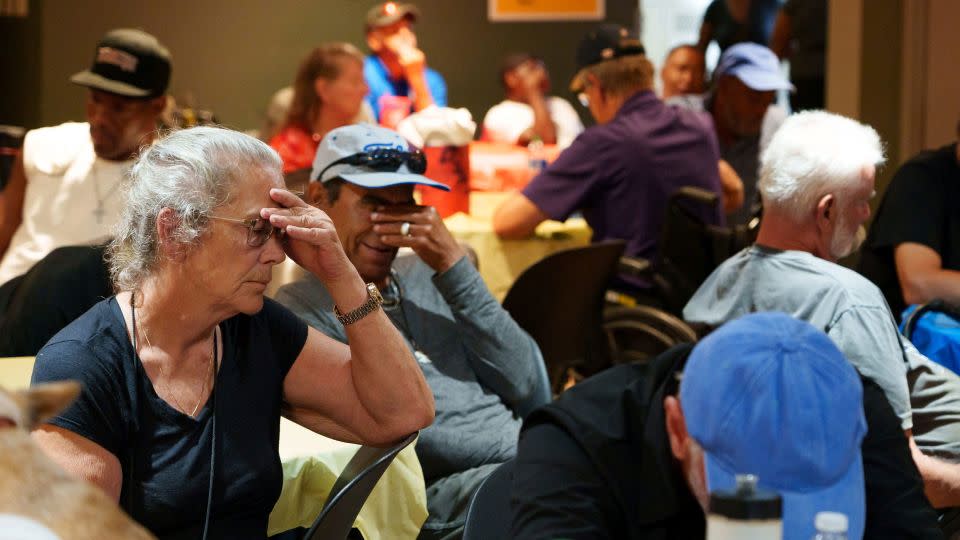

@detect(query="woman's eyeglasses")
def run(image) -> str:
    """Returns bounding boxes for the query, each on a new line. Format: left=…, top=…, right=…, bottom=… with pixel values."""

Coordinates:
left=316, top=148, right=427, bottom=182
left=209, top=216, right=284, bottom=248
left=207, top=189, right=305, bottom=248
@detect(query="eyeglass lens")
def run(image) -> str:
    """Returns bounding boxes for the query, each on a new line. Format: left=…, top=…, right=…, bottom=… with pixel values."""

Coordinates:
left=247, top=218, right=281, bottom=247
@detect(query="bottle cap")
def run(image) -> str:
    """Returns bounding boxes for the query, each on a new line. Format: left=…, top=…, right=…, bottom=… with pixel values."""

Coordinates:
left=814, top=512, right=848, bottom=533
left=709, top=474, right=782, bottom=520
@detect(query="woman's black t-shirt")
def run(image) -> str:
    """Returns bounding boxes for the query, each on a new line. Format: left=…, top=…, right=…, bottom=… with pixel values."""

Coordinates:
left=32, top=296, right=308, bottom=540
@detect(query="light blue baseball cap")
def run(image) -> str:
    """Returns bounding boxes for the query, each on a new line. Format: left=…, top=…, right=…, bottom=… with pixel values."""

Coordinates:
left=715, top=42, right=795, bottom=92
left=309, top=124, right=450, bottom=191
left=681, top=312, right=866, bottom=540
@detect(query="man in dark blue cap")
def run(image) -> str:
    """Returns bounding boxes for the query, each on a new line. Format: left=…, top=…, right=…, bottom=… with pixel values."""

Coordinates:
left=492, top=24, right=724, bottom=297
left=0, top=28, right=170, bottom=284
left=511, top=313, right=941, bottom=539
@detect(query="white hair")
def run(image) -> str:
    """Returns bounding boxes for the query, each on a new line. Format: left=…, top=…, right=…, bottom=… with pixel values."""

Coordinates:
left=108, top=126, right=282, bottom=291
left=758, top=110, right=885, bottom=223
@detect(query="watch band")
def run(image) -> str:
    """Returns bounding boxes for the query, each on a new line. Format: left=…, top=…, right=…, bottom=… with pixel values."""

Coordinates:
left=335, top=283, right=384, bottom=325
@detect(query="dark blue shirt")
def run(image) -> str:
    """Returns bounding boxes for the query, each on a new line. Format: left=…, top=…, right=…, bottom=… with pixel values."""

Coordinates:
left=522, top=90, right=723, bottom=283
left=363, top=54, right=447, bottom=121
left=31, top=297, right=308, bottom=540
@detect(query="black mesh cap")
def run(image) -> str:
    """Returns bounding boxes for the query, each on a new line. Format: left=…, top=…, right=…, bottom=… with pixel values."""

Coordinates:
left=70, top=28, right=171, bottom=98
left=365, top=2, right=419, bottom=30
left=575, top=24, right=645, bottom=71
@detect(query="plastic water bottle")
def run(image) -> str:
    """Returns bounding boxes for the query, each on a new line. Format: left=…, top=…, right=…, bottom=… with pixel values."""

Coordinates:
left=707, top=474, right=782, bottom=540
left=811, top=512, right=848, bottom=540
left=527, top=137, right=548, bottom=179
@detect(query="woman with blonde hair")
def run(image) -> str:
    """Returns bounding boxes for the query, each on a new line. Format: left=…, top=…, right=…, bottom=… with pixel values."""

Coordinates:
left=270, top=43, right=372, bottom=173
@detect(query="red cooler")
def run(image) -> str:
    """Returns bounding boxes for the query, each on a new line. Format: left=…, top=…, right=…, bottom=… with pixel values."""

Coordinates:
left=419, top=145, right=470, bottom=217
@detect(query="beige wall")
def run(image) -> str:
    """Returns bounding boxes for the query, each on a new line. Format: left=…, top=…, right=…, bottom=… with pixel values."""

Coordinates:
left=33, top=0, right=637, bottom=131
left=826, top=0, right=862, bottom=118
left=921, top=0, right=960, bottom=148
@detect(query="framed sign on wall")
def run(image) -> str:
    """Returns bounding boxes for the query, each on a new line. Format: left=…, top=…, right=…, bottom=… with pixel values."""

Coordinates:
left=488, top=0, right=605, bottom=21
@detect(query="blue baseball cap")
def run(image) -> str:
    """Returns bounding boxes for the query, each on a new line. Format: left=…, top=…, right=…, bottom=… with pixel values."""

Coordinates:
left=681, top=313, right=866, bottom=540
left=714, top=42, right=795, bottom=92
left=310, top=124, right=449, bottom=191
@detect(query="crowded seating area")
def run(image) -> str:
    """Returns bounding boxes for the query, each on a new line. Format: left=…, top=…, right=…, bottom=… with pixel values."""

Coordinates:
left=2, top=1, right=960, bottom=539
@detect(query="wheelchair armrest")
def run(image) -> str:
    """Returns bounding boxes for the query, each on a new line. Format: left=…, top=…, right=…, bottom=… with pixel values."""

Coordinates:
left=619, top=256, right=653, bottom=278
left=673, top=186, right=720, bottom=206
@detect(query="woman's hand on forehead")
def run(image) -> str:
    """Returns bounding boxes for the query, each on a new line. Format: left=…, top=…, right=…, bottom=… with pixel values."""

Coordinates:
left=261, top=188, right=356, bottom=284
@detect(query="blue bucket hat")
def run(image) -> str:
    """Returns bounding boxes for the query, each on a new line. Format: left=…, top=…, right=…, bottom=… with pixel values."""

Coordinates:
left=310, top=124, right=449, bottom=191
left=714, top=42, right=795, bottom=92
left=681, top=312, right=866, bottom=540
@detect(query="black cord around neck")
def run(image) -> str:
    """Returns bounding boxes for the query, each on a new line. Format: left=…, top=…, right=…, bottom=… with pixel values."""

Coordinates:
left=130, top=292, right=218, bottom=540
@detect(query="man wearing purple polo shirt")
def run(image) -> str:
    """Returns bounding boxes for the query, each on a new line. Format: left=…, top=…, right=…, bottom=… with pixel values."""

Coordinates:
left=492, top=25, right=723, bottom=295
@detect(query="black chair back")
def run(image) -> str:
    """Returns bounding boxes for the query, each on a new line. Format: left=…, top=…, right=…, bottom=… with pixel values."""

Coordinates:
left=653, top=187, right=757, bottom=315
left=303, top=431, right=418, bottom=540
left=502, top=241, right=626, bottom=394
left=462, top=458, right=515, bottom=540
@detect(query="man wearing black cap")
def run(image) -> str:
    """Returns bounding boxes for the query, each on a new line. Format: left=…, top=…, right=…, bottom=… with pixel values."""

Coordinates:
left=492, top=25, right=723, bottom=296
left=0, top=28, right=169, bottom=285
left=363, top=1, right=447, bottom=122
left=482, top=53, right=583, bottom=148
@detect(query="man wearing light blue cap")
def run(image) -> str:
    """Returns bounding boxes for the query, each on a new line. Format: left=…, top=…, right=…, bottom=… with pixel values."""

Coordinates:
left=675, top=42, right=794, bottom=223
left=276, top=124, right=544, bottom=540
left=511, top=312, right=941, bottom=539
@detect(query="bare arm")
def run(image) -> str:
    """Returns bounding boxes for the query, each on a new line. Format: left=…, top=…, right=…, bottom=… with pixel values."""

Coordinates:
left=492, top=192, right=549, bottom=239
left=908, top=430, right=960, bottom=507
left=0, top=152, right=27, bottom=260
left=406, top=66, right=436, bottom=112
left=32, top=425, right=122, bottom=501
left=769, top=11, right=793, bottom=59
left=696, top=21, right=714, bottom=53
left=283, top=310, right=434, bottom=445
left=894, top=243, right=960, bottom=307
left=718, top=159, right=744, bottom=215
left=516, top=64, right=557, bottom=145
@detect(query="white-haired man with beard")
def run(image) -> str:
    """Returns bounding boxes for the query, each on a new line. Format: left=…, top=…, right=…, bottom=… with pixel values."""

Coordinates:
left=685, top=110, right=960, bottom=513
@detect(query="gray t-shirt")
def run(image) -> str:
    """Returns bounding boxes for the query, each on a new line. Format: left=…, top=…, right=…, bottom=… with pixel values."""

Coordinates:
left=275, top=255, right=541, bottom=481
left=684, top=245, right=960, bottom=460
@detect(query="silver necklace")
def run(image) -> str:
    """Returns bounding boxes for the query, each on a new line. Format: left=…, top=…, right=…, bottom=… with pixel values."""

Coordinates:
left=91, top=161, right=124, bottom=224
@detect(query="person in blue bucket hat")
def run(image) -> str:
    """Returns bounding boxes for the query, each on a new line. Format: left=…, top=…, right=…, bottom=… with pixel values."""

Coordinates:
left=510, top=312, right=940, bottom=539
left=681, top=312, right=865, bottom=539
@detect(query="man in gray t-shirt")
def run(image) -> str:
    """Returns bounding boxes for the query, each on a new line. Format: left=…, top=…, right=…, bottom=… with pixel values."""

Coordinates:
left=275, top=124, right=542, bottom=539
left=685, top=110, right=960, bottom=509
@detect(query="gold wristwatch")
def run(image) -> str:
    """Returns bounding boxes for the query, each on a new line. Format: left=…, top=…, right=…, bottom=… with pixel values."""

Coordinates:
left=335, top=283, right=384, bottom=325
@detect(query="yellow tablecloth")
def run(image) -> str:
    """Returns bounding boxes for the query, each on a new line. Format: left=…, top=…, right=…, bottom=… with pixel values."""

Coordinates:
left=0, top=357, right=426, bottom=539
left=446, top=191, right=592, bottom=300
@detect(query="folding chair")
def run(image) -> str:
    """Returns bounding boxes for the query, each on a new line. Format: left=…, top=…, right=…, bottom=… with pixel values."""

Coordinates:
left=462, top=458, right=515, bottom=540
left=303, top=431, right=419, bottom=540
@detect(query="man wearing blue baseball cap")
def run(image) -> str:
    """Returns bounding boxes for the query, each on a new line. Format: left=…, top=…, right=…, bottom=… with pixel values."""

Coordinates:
left=675, top=42, right=794, bottom=223
left=511, top=313, right=941, bottom=539
left=276, top=124, right=544, bottom=540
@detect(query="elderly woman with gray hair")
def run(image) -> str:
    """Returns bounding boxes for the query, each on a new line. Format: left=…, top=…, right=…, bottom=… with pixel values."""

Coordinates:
left=29, top=126, right=434, bottom=539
